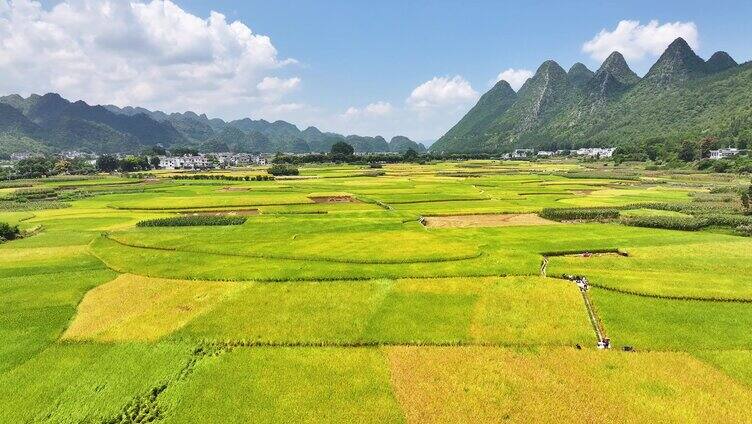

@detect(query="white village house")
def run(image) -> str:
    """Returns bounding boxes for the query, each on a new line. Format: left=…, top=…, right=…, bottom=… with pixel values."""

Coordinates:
left=158, top=155, right=212, bottom=170
left=157, top=153, right=268, bottom=170
left=709, top=148, right=741, bottom=160
left=574, top=147, right=616, bottom=158
left=511, top=149, right=534, bottom=159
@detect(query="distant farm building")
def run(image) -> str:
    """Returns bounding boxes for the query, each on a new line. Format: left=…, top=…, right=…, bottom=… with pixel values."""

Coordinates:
left=574, top=147, right=615, bottom=158
left=709, top=148, right=741, bottom=160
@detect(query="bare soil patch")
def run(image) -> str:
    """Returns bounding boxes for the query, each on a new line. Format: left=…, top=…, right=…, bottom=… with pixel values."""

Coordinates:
left=220, top=186, right=250, bottom=192
left=181, top=209, right=259, bottom=216
left=308, top=195, right=361, bottom=203
left=422, top=213, right=558, bottom=228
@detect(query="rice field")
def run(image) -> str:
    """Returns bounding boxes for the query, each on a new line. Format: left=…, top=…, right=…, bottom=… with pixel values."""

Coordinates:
left=2, top=160, right=751, bottom=422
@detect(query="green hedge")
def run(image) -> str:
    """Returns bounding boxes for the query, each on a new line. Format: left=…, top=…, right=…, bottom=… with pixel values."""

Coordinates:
left=702, top=214, right=752, bottom=227
left=0, top=200, right=70, bottom=211
left=136, top=216, right=247, bottom=227
left=621, top=213, right=752, bottom=232
left=539, top=207, right=620, bottom=221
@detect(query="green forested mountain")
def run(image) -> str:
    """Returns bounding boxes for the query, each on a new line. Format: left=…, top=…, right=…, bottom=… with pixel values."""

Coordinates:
left=567, top=63, right=595, bottom=88
left=437, top=80, right=518, bottom=151
left=388, top=136, right=427, bottom=153
left=431, top=38, right=752, bottom=153
left=0, top=93, right=185, bottom=154
left=0, top=93, right=418, bottom=154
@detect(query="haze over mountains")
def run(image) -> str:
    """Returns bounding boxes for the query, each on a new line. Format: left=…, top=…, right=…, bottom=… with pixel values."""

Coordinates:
left=432, top=38, right=752, bottom=153
left=0, top=93, right=426, bottom=156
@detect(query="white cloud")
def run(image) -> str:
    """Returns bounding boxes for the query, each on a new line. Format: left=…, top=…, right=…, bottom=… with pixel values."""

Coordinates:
left=492, top=68, right=533, bottom=91
left=0, top=0, right=299, bottom=115
left=341, top=101, right=393, bottom=118
left=256, top=76, right=301, bottom=101
left=582, top=20, right=699, bottom=61
left=364, top=101, right=393, bottom=116
left=406, top=76, right=478, bottom=111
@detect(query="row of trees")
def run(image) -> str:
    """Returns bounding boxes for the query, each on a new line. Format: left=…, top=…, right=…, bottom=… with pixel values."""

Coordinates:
left=273, top=141, right=424, bottom=165
left=95, top=155, right=160, bottom=173
left=0, top=154, right=166, bottom=179
left=0, top=157, right=97, bottom=179
left=614, top=136, right=750, bottom=164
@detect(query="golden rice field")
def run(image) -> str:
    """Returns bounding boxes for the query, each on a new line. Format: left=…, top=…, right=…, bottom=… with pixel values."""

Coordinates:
left=2, top=160, right=752, bottom=422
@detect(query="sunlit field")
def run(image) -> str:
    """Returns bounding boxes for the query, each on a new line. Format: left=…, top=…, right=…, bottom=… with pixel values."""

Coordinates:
left=2, top=160, right=752, bottom=422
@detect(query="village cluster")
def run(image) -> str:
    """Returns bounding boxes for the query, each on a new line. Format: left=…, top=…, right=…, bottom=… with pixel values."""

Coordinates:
left=6, top=151, right=269, bottom=170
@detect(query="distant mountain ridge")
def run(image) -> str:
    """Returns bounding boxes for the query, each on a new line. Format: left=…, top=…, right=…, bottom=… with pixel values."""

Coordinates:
left=0, top=95, right=426, bottom=155
left=432, top=37, right=752, bottom=153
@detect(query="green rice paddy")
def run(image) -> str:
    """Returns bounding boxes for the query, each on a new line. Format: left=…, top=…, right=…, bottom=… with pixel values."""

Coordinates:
left=1, top=161, right=751, bottom=422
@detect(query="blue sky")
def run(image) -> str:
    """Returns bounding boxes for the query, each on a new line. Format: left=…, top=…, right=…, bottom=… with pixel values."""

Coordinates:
left=11, top=0, right=752, bottom=141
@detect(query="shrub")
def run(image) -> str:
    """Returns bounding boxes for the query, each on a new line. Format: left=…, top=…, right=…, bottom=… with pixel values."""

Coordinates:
left=136, top=215, right=247, bottom=227
left=736, top=225, right=752, bottom=237
left=0, top=222, right=20, bottom=241
left=620, top=216, right=710, bottom=231
left=539, top=207, right=620, bottom=221
left=701, top=214, right=752, bottom=227
left=267, top=164, right=299, bottom=176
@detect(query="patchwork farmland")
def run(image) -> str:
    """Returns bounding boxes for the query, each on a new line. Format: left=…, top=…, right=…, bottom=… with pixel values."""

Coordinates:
left=2, top=161, right=752, bottom=422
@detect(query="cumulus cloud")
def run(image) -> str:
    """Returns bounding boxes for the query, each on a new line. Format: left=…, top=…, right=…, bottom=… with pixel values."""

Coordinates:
left=256, top=76, right=301, bottom=101
left=406, top=76, right=478, bottom=111
left=0, top=0, right=299, bottom=115
left=492, top=68, right=533, bottom=91
left=582, top=20, right=699, bottom=61
left=341, top=101, right=393, bottom=118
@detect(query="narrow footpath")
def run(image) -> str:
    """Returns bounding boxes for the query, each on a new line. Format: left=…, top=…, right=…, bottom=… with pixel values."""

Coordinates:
left=541, top=255, right=611, bottom=349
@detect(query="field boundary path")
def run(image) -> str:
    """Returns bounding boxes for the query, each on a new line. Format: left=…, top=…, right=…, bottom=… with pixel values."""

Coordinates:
left=540, top=253, right=612, bottom=349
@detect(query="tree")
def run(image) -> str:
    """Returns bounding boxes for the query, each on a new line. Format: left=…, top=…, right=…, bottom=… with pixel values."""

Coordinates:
left=678, top=140, right=696, bottom=162
left=143, top=146, right=166, bottom=156
left=699, top=136, right=719, bottom=159
left=53, top=159, right=71, bottom=174
left=118, top=156, right=150, bottom=172
left=171, top=147, right=198, bottom=156
left=0, top=222, right=20, bottom=242
left=149, top=156, right=161, bottom=169
left=68, top=158, right=96, bottom=175
left=330, top=141, right=355, bottom=159
left=15, top=157, right=55, bottom=178
left=96, top=155, right=119, bottom=173
left=403, top=148, right=419, bottom=162
left=267, top=164, right=299, bottom=176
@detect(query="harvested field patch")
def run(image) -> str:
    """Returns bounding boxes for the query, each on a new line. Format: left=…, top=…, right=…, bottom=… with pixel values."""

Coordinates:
left=219, top=186, right=250, bottom=192
left=385, top=346, right=752, bottom=423
left=63, top=274, right=239, bottom=342
left=180, top=208, right=259, bottom=216
left=308, top=195, right=361, bottom=203
left=422, top=213, right=558, bottom=228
